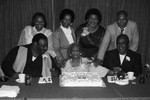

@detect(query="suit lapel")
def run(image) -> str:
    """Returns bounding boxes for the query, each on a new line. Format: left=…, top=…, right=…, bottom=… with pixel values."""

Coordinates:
left=121, top=50, right=130, bottom=68
left=70, top=27, right=76, bottom=42
left=59, top=27, right=70, bottom=45
left=114, top=50, right=121, bottom=66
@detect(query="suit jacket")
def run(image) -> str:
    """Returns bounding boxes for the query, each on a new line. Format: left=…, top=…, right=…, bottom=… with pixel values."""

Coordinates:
left=52, top=27, right=76, bottom=61
left=103, top=49, right=142, bottom=76
left=98, top=20, right=139, bottom=60
left=1, top=45, right=48, bottom=77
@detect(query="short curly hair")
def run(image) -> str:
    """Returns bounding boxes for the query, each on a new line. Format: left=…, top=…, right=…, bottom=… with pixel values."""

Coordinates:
left=31, top=12, right=47, bottom=27
left=116, top=10, right=128, bottom=18
left=67, top=43, right=82, bottom=59
left=85, top=8, right=102, bottom=24
left=59, top=9, right=75, bottom=23
left=32, top=33, right=47, bottom=43
left=117, top=34, right=129, bottom=45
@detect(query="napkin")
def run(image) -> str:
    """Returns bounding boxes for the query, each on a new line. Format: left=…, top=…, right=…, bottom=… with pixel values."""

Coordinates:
left=0, top=85, right=20, bottom=98
left=38, top=76, right=52, bottom=84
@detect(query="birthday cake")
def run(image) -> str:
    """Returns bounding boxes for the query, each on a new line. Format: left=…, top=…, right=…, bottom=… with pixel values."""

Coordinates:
left=59, top=72, right=106, bottom=87
left=59, top=62, right=107, bottom=87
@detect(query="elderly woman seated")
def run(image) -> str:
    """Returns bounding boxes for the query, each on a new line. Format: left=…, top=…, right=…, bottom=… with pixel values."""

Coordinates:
left=61, top=43, right=109, bottom=77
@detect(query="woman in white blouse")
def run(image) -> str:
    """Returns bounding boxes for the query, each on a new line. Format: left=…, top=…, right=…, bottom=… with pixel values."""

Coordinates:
left=52, top=9, right=76, bottom=64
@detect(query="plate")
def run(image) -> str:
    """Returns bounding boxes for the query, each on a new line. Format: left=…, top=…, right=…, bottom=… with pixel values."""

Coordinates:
left=115, top=79, right=129, bottom=85
left=129, top=76, right=136, bottom=80
left=16, top=79, right=25, bottom=83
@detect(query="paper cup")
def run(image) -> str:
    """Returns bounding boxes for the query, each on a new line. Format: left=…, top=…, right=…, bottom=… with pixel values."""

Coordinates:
left=127, top=72, right=134, bottom=80
left=19, top=74, right=25, bottom=82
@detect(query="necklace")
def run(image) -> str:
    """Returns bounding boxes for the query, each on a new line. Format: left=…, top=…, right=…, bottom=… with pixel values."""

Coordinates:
left=88, top=25, right=99, bottom=33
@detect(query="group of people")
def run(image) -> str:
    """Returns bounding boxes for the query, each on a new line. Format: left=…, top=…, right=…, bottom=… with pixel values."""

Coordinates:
left=0, top=8, right=142, bottom=79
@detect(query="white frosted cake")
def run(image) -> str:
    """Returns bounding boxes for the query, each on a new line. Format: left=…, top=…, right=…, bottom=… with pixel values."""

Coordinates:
left=59, top=58, right=108, bottom=87
left=59, top=72, right=106, bottom=87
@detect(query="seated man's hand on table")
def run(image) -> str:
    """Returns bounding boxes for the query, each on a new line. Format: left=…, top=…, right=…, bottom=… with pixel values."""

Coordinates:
left=107, top=67, right=123, bottom=75
left=117, top=70, right=126, bottom=79
left=113, top=67, right=122, bottom=75
left=12, top=72, right=20, bottom=79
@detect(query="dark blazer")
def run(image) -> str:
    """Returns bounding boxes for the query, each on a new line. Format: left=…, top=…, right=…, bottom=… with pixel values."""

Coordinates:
left=103, top=49, right=142, bottom=76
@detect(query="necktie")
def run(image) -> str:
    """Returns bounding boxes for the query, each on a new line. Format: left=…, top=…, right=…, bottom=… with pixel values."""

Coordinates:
left=121, top=28, right=124, bottom=34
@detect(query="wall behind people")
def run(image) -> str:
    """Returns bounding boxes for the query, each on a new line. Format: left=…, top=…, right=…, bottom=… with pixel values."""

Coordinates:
left=0, top=0, right=150, bottom=65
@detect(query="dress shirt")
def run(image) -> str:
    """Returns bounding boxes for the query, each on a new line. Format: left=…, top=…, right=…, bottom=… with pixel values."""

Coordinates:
left=118, top=27, right=126, bottom=34
left=119, top=54, right=126, bottom=65
left=60, top=26, right=74, bottom=44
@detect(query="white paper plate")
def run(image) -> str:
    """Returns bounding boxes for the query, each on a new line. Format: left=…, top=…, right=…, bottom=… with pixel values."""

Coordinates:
left=115, top=79, right=129, bottom=85
left=16, top=79, right=25, bottom=83
left=129, top=76, right=136, bottom=80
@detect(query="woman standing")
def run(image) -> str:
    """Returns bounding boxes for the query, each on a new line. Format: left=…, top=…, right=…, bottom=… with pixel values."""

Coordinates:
left=75, top=8, right=105, bottom=58
left=52, top=9, right=76, bottom=64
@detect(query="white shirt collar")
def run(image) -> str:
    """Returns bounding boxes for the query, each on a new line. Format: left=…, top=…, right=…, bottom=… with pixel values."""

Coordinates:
left=60, top=25, right=71, bottom=30
left=119, top=54, right=126, bottom=65
left=33, top=26, right=45, bottom=33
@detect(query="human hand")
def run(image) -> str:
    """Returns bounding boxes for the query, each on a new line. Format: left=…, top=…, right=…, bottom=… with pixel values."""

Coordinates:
left=12, top=72, right=20, bottom=79
left=60, top=60, right=66, bottom=68
left=54, top=57, right=64, bottom=68
left=107, top=70, right=114, bottom=75
left=93, top=58, right=103, bottom=67
left=113, top=67, right=121, bottom=75
left=117, top=70, right=126, bottom=79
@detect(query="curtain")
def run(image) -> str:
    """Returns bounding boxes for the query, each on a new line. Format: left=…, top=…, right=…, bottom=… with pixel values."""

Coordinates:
left=0, top=0, right=54, bottom=63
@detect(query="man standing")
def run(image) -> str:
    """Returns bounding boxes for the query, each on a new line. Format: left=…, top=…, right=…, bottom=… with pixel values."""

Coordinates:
left=103, top=34, right=142, bottom=77
left=1, top=33, right=51, bottom=78
left=97, top=10, right=139, bottom=63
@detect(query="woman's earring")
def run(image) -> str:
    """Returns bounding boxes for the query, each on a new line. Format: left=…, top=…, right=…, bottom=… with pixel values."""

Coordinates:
left=80, top=53, right=82, bottom=55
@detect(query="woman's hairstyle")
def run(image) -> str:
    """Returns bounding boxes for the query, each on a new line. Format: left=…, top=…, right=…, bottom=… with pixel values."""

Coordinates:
left=67, top=43, right=81, bottom=58
left=31, top=12, right=47, bottom=27
left=59, top=9, right=75, bottom=23
left=85, top=8, right=102, bottom=24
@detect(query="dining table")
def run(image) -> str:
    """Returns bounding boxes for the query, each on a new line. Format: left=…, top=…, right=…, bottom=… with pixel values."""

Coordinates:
left=0, top=76, right=150, bottom=100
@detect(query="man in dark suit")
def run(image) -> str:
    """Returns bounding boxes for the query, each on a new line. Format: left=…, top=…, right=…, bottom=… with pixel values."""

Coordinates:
left=103, top=34, right=142, bottom=77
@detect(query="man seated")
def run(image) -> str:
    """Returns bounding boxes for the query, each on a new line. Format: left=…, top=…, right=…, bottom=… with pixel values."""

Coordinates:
left=103, top=34, right=142, bottom=77
left=1, top=33, right=51, bottom=78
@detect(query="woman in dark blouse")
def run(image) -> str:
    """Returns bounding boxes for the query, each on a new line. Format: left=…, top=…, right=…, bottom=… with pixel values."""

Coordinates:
left=75, top=8, right=105, bottom=58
